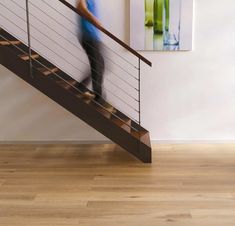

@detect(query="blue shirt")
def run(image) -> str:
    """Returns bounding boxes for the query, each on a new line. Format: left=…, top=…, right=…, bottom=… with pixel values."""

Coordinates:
left=80, top=0, right=100, bottom=41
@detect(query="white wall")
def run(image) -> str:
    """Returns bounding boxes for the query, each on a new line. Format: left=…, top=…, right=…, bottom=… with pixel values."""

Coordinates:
left=0, top=0, right=235, bottom=142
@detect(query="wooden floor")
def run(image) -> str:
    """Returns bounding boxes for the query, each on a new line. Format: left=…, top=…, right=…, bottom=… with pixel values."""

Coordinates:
left=0, top=144, right=235, bottom=226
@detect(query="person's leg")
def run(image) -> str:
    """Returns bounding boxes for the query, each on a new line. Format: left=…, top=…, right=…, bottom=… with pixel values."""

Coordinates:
left=91, top=41, right=104, bottom=100
left=81, top=39, right=114, bottom=112
left=77, top=39, right=93, bottom=93
left=82, top=38, right=104, bottom=99
left=79, top=74, right=91, bottom=88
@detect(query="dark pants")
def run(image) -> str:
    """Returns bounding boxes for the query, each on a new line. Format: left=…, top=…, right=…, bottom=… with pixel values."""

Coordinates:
left=80, top=37, right=105, bottom=99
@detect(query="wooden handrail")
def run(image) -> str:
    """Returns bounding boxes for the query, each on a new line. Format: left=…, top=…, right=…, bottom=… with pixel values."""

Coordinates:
left=58, top=0, right=152, bottom=67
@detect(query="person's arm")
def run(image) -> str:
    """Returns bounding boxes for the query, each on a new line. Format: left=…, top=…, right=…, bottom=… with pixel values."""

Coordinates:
left=77, top=0, right=102, bottom=29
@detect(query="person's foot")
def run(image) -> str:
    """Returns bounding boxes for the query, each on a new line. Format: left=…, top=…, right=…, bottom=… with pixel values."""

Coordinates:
left=96, top=98, right=116, bottom=113
left=82, top=91, right=95, bottom=99
left=102, top=102, right=116, bottom=113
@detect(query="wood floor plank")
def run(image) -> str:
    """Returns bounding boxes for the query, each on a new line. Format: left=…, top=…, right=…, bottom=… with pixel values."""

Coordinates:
left=0, top=144, right=235, bottom=226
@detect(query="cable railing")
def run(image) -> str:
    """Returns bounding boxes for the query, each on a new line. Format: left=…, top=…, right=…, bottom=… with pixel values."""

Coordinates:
left=13, top=0, right=139, bottom=89
left=35, top=0, right=139, bottom=80
left=41, top=0, right=141, bottom=70
left=1, top=1, right=139, bottom=93
left=0, top=2, right=139, bottom=112
left=0, top=24, right=140, bottom=127
left=0, top=0, right=152, bottom=134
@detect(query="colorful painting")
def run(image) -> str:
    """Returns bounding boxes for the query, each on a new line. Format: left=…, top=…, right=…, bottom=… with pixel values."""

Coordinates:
left=130, top=0, right=193, bottom=51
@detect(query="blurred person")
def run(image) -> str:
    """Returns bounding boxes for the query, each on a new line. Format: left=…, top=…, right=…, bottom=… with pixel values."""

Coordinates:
left=76, top=0, right=105, bottom=102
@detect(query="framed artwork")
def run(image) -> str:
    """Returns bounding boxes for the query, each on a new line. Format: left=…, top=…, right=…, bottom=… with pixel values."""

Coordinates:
left=130, top=0, right=194, bottom=51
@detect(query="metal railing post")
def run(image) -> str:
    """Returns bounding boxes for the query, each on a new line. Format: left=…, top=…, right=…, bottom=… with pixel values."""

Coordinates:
left=138, top=58, right=141, bottom=126
left=138, top=58, right=141, bottom=143
left=25, top=0, right=33, bottom=78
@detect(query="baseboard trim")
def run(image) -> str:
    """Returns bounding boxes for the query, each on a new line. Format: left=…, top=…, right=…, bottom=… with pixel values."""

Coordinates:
left=1, top=140, right=235, bottom=145
left=0, top=140, right=113, bottom=145
left=151, top=140, right=235, bottom=144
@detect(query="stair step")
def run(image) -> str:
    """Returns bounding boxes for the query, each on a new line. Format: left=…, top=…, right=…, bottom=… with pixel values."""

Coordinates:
left=0, top=40, right=21, bottom=46
left=76, top=94, right=93, bottom=105
left=111, top=111, right=132, bottom=132
left=57, top=79, right=77, bottom=90
left=131, top=130, right=151, bottom=147
left=20, top=53, right=40, bottom=61
left=38, top=67, right=59, bottom=76
left=112, top=117, right=131, bottom=133
left=94, top=101, right=116, bottom=119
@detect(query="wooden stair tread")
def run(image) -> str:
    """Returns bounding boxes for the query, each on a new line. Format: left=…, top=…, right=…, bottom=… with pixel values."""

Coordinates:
left=131, top=130, right=151, bottom=147
left=57, top=79, right=77, bottom=90
left=76, top=93, right=94, bottom=105
left=38, top=67, right=59, bottom=76
left=74, top=90, right=93, bottom=104
left=112, top=117, right=131, bottom=132
left=0, top=40, right=21, bottom=46
left=20, top=53, right=39, bottom=61
left=93, top=101, right=116, bottom=119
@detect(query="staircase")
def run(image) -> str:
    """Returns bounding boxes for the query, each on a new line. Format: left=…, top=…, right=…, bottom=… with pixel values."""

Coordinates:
left=0, top=0, right=152, bottom=163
